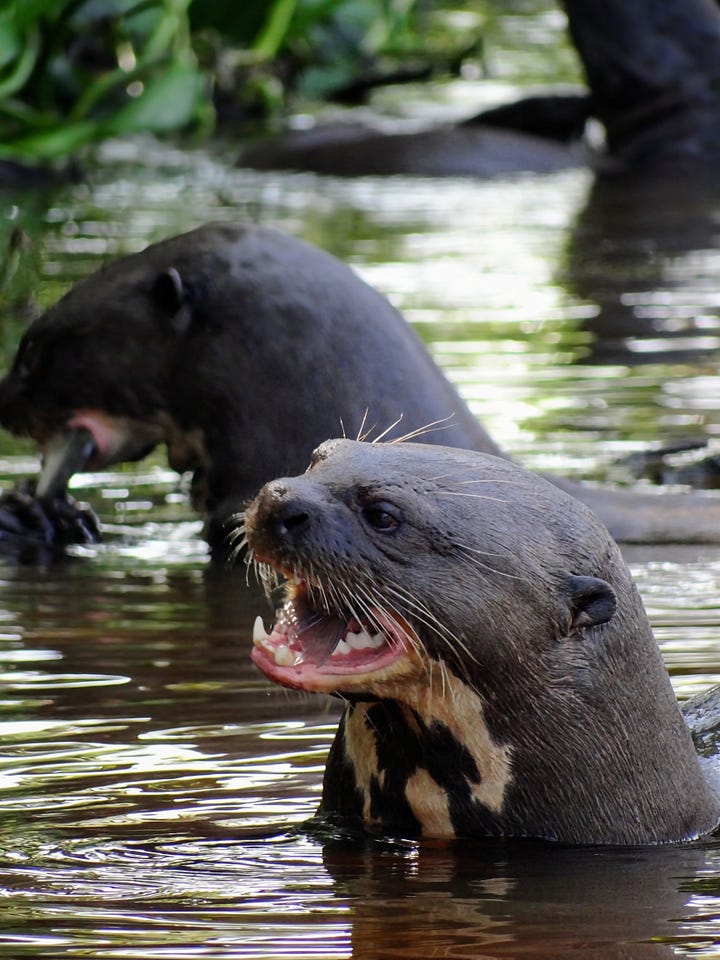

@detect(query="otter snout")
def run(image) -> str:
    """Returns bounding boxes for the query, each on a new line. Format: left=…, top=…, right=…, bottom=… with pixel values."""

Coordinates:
left=245, top=477, right=320, bottom=560
left=0, top=372, right=32, bottom=436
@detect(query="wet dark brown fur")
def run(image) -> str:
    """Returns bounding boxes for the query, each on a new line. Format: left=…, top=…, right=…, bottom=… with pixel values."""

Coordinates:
left=245, top=439, right=720, bottom=845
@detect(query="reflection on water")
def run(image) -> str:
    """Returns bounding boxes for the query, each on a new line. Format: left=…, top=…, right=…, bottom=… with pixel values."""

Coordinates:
left=3, top=48, right=720, bottom=960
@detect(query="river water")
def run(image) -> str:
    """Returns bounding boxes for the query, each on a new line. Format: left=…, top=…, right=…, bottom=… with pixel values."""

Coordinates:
left=3, top=18, right=720, bottom=959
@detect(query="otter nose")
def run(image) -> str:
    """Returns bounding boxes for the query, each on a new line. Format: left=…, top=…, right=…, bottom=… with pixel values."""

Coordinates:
left=253, top=479, right=316, bottom=548
left=273, top=499, right=311, bottom=539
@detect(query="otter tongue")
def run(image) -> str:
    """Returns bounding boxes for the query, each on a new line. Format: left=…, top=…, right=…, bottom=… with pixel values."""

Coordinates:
left=36, top=427, right=97, bottom=498
left=292, top=608, right=347, bottom=665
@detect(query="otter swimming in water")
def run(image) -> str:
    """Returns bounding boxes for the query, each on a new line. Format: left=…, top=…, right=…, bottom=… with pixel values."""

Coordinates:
left=246, top=439, right=720, bottom=845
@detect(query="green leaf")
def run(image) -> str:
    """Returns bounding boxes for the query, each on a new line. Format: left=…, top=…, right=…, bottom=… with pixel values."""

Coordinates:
left=0, top=119, right=100, bottom=160
left=105, top=63, right=204, bottom=133
left=253, top=0, right=296, bottom=58
left=3, top=0, right=66, bottom=33
left=0, top=15, right=20, bottom=71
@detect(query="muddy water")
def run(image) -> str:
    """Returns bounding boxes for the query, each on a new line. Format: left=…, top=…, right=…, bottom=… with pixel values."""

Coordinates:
left=2, top=91, right=720, bottom=960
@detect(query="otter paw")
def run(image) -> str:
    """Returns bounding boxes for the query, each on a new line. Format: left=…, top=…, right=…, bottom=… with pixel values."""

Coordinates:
left=0, top=480, right=101, bottom=547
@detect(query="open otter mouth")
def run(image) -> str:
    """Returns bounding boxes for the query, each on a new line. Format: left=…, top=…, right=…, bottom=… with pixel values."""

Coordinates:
left=251, top=577, right=420, bottom=694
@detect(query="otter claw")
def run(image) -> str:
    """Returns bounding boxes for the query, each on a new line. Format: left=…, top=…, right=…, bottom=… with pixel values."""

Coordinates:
left=0, top=479, right=101, bottom=551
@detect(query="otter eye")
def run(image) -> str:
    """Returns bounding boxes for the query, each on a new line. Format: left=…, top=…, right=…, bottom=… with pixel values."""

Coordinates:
left=361, top=500, right=402, bottom=532
left=15, top=340, right=38, bottom=379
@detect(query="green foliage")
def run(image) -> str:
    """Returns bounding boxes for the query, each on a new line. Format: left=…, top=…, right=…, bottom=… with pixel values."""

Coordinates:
left=0, top=0, right=210, bottom=162
left=0, top=0, right=480, bottom=163
left=195, top=0, right=478, bottom=116
left=252, top=0, right=437, bottom=96
left=280, top=0, right=429, bottom=99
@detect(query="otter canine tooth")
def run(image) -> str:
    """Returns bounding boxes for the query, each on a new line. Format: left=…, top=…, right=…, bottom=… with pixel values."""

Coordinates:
left=253, top=615, right=271, bottom=644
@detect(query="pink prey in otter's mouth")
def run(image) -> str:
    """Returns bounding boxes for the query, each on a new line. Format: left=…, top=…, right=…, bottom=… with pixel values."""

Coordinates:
left=250, top=562, right=425, bottom=696
left=62, top=410, right=168, bottom=470
left=33, top=411, right=169, bottom=498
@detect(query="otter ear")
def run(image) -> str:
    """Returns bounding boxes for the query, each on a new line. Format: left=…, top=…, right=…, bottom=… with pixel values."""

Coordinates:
left=566, top=574, right=617, bottom=632
left=151, top=267, right=193, bottom=336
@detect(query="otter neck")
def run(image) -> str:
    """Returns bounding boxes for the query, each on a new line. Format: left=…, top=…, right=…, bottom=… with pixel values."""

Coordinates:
left=320, top=665, right=720, bottom=845
left=320, top=670, right=515, bottom=840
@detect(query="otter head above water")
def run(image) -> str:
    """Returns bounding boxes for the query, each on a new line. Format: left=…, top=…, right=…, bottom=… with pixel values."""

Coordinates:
left=245, top=438, right=720, bottom=846
left=0, top=223, right=494, bottom=555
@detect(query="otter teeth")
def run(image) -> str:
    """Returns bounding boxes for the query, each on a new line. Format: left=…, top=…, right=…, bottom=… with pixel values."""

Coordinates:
left=336, top=627, right=385, bottom=654
left=253, top=615, right=271, bottom=645
left=253, top=616, right=302, bottom=667
left=254, top=613, right=386, bottom=668
left=274, top=643, right=297, bottom=667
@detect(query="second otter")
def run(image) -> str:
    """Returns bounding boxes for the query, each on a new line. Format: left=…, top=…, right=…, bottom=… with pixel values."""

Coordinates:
left=3, top=223, right=720, bottom=554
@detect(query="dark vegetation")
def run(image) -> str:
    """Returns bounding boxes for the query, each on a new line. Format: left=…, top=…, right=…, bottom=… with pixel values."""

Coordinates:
left=0, top=0, right=490, bottom=164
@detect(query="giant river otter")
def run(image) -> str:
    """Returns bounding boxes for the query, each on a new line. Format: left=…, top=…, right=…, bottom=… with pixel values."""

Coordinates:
left=246, top=439, right=720, bottom=845
left=2, top=222, right=720, bottom=557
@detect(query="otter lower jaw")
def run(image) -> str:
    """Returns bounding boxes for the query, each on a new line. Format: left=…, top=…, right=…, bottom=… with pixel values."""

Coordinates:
left=250, top=581, right=424, bottom=695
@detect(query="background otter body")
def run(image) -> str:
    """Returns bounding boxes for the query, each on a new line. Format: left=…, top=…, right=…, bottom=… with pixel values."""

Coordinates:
left=3, top=222, right=720, bottom=555
left=246, top=439, right=720, bottom=845
left=0, top=223, right=494, bottom=554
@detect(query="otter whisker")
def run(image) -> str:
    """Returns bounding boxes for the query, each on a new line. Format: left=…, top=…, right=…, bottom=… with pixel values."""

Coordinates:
left=369, top=414, right=405, bottom=444
left=381, top=580, right=480, bottom=667
left=331, top=574, right=380, bottom=625
left=339, top=583, right=386, bottom=643
left=453, top=543, right=529, bottom=582
left=447, top=543, right=510, bottom=560
left=305, top=563, right=330, bottom=611
left=343, top=577, right=427, bottom=663
left=316, top=578, right=335, bottom=616
left=321, top=575, right=360, bottom=627
left=304, top=566, right=368, bottom=631
left=252, top=559, right=283, bottom=599
left=437, top=491, right=510, bottom=502
left=354, top=408, right=371, bottom=443
left=241, top=549, right=257, bottom=589
left=425, top=472, right=476, bottom=483
left=228, top=533, right=249, bottom=569
left=437, top=658, right=453, bottom=702
left=224, top=513, right=245, bottom=542
left=455, top=478, right=523, bottom=486
left=454, top=553, right=524, bottom=581
left=388, top=415, right=457, bottom=445
left=324, top=569, right=356, bottom=613
left=422, top=472, right=523, bottom=491
left=451, top=540, right=513, bottom=560
left=224, top=513, right=248, bottom=565
left=428, top=658, right=451, bottom=701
